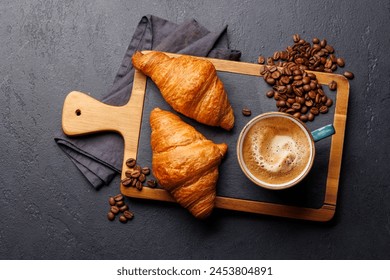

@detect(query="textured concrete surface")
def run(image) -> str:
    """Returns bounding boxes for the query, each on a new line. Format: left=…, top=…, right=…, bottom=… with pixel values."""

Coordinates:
left=0, top=0, right=389, bottom=259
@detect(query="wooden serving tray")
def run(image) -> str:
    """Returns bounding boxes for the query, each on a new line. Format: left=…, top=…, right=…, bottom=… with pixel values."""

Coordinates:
left=62, top=51, right=349, bottom=222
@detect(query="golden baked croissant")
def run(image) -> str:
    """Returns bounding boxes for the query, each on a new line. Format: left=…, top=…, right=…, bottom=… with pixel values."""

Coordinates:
left=150, top=108, right=228, bottom=218
left=132, top=51, right=235, bottom=130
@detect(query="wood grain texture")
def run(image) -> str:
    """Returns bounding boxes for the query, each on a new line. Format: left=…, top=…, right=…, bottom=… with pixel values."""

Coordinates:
left=62, top=52, right=349, bottom=222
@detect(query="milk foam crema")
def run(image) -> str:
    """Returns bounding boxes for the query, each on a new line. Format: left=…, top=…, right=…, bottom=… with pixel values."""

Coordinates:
left=242, top=116, right=312, bottom=186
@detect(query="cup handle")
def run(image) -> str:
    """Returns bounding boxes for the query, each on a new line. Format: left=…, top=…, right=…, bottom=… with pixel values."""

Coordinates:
left=311, top=124, right=335, bottom=142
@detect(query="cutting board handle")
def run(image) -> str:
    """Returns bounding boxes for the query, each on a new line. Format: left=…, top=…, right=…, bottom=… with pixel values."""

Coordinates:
left=62, top=91, right=128, bottom=136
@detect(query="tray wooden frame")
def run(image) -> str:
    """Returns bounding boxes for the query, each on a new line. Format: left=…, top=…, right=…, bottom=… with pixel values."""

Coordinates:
left=62, top=51, right=349, bottom=222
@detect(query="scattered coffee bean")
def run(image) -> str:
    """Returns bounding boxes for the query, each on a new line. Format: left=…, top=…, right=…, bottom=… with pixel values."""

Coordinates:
left=119, top=215, right=127, bottom=223
left=138, top=173, right=146, bottom=183
left=123, top=210, right=134, bottom=220
left=147, top=179, right=157, bottom=188
left=114, top=194, right=123, bottom=202
left=242, top=108, right=252, bottom=116
left=107, top=212, right=115, bottom=221
left=258, top=55, right=265, bottom=64
left=119, top=205, right=128, bottom=212
left=121, top=178, right=132, bottom=187
left=110, top=206, right=119, bottom=215
left=336, top=57, right=345, bottom=67
left=130, top=170, right=141, bottom=178
left=320, top=106, right=329, bottom=114
left=141, top=167, right=150, bottom=175
left=116, top=200, right=124, bottom=207
left=343, top=71, right=354, bottom=79
left=328, top=80, right=337, bottom=91
left=136, top=181, right=143, bottom=191
left=126, top=158, right=136, bottom=168
left=109, top=197, right=116, bottom=206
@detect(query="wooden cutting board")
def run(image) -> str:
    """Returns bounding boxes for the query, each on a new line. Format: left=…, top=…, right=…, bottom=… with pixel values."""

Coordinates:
left=62, top=51, right=349, bottom=222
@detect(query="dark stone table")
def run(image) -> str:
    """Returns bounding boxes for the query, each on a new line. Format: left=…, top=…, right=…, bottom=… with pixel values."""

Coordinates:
left=0, top=0, right=389, bottom=259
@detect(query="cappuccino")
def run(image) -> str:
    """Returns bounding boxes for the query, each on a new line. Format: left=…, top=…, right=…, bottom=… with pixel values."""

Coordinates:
left=241, top=116, right=312, bottom=187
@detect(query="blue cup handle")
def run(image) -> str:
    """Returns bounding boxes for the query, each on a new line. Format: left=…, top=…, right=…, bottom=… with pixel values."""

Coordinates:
left=311, top=124, right=335, bottom=142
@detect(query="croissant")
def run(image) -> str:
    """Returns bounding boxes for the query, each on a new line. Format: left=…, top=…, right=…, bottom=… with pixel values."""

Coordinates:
left=132, top=51, right=235, bottom=130
left=150, top=108, right=228, bottom=218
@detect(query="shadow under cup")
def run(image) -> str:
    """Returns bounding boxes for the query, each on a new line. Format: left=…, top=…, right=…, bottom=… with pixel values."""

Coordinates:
left=236, top=112, right=316, bottom=190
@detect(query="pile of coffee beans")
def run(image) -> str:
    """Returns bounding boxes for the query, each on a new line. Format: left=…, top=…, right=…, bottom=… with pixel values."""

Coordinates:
left=107, top=194, right=134, bottom=223
left=258, top=34, right=354, bottom=122
left=121, top=158, right=157, bottom=190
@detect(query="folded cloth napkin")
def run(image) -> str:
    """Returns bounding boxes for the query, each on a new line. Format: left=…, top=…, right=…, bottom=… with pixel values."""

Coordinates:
left=55, top=15, right=241, bottom=189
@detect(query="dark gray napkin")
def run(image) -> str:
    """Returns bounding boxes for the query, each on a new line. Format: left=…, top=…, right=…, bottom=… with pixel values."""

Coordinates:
left=55, top=15, right=241, bottom=189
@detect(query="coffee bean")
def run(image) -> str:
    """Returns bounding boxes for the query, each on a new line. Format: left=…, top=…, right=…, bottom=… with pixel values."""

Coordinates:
left=302, top=76, right=311, bottom=84
left=276, top=100, right=286, bottom=107
left=125, top=170, right=132, bottom=178
left=116, top=200, right=124, bottom=207
left=119, top=205, right=128, bottom=212
left=258, top=55, right=265, bottom=64
left=271, top=70, right=281, bottom=79
left=325, top=98, right=333, bottom=107
left=131, top=170, right=141, bottom=178
left=266, top=77, right=276, bottom=85
left=107, top=212, right=115, bottom=221
left=273, top=51, right=281, bottom=60
left=307, top=112, right=315, bottom=122
left=325, top=45, right=334, bottom=53
left=147, top=180, right=157, bottom=188
left=119, top=215, right=127, bottom=223
left=293, top=34, right=300, bottom=43
left=126, top=158, right=136, bottom=168
left=114, top=194, right=123, bottom=201
left=286, top=108, right=295, bottom=114
left=320, top=106, right=329, bottom=114
left=325, top=58, right=333, bottom=69
left=242, top=108, right=252, bottom=116
left=292, top=103, right=301, bottom=110
left=136, top=181, right=143, bottom=190
left=121, top=178, right=132, bottom=187
left=302, top=84, right=310, bottom=92
left=336, top=57, right=345, bottom=67
left=293, top=112, right=301, bottom=119
left=109, top=197, right=116, bottom=206
left=141, top=167, right=150, bottom=175
left=138, top=173, right=146, bottom=183
left=110, top=206, right=119, bottom=215
left=328, top=80, right=337, bottom=91
left=266, top=90, right=275, bottom=98
left=344, top=71, right=354, bottom=79
left=308, top=90, right=316, bottom=99
left=312, top=37, right=320, bottom=44
left=131, top=178, right=137, bottom=187
left=315, top=93, right=321, bottom=104
left=123, top=210, right=134, bottom=220
left=287, top=98, right=295, bottom=104
left=260, top=65, right=267, bottom=75
left=310, top=107, right=319, bottom=115
left=300, top=115, right=308, bottom=122
left=136, top=166, right=143, bottom=173
left=301, top=106, right=308, bottom=114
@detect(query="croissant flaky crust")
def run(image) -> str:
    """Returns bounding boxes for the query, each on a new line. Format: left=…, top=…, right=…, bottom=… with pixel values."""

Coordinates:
left=132, top=51, right=235, bottom=130
left=150, top=108, right=228, bottom=218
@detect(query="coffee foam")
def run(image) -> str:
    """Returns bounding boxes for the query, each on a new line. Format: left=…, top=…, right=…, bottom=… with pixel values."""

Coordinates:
left=242, top=116, right=312, bottom=186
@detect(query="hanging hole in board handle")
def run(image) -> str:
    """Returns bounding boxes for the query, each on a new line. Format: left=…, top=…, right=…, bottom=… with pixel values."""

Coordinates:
left=75, top=109, right=81, bottom=116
